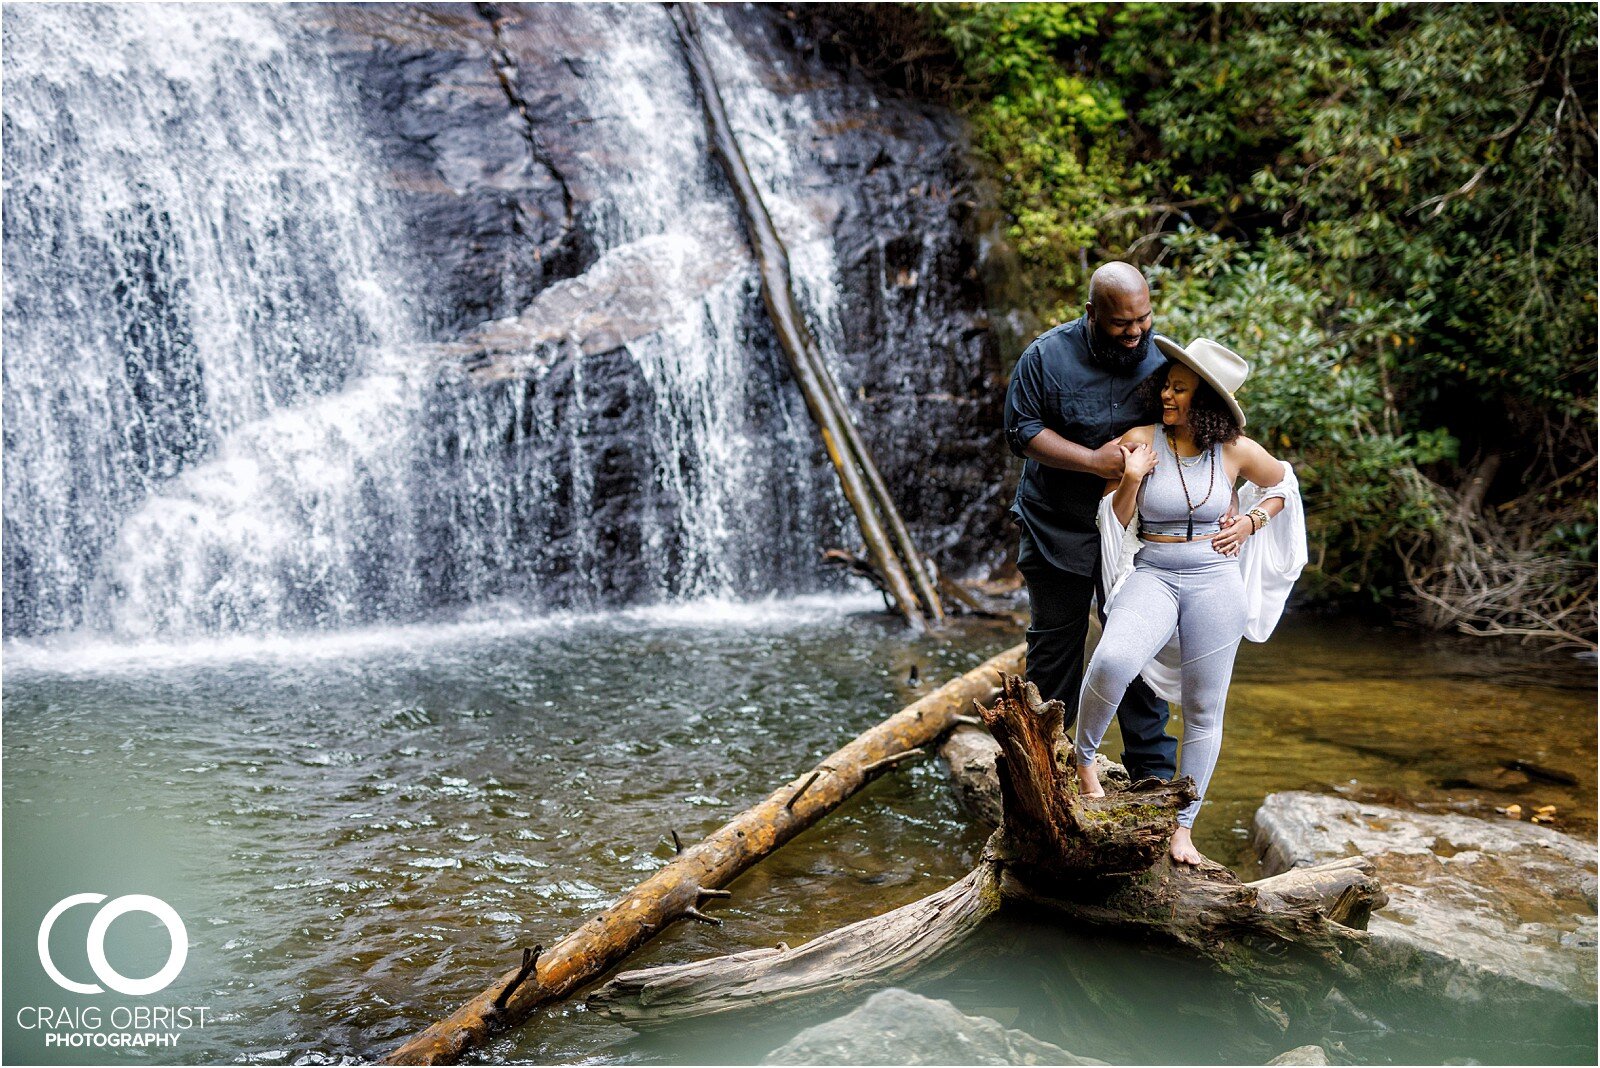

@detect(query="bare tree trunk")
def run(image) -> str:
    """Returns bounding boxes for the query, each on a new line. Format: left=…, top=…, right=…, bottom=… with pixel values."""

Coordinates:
left=376, top=645, right=1025, bottom=1065
left=1456, top=450, right=1503, bottom=518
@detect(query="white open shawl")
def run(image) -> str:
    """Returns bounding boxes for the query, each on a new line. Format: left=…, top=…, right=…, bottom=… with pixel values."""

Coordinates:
left=1096, top=462, right=1307, bottom=703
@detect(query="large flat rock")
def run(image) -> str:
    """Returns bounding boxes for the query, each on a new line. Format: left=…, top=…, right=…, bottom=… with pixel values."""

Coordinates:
left=1254, top=790, right=1597, bottom=1042
left=761, top=987, right=1104, bottom=1066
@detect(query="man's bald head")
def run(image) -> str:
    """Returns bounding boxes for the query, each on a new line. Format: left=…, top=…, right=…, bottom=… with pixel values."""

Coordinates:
left=1086, top=261, right=1149, bottom=306
left=1084, top=262, right=1154, bottom=373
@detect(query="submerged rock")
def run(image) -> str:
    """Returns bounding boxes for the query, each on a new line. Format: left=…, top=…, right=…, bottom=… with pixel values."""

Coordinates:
left=1253, top=791, right=1597, bottom=1045
left=760, top=987, right=1104, bottom=1066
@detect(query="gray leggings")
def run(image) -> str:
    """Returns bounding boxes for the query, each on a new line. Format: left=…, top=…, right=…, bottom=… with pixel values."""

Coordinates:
left=1074, top=539, right=1247, bottom=828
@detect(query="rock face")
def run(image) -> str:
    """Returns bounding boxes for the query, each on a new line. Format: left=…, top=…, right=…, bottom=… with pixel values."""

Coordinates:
left=314, top=4, right=588, bottom=334
left=737, top=11, right=1013, bottom=574
left=1254, top=791, right=1597, bottom=1047
left=760, top=987, right=1103, bottom=1066
left=313, top=2, right=1013, bottom=611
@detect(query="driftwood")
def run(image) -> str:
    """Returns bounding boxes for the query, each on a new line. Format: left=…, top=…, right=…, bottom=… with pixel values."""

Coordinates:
left=589, top=864, right=1004, bottom=1023
left=590, top=674, right=1384, bottom=1030
left=937, top=570, right=1027, bottom=624
left=375, top=644, right=1025, bottom=1065
left=669, top=1, right=943, bottom=630
left=938, top=723, right=1129, bottom=832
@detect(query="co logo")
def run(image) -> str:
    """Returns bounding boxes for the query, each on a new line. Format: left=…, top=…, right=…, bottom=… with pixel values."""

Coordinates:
left=37, top=894, right=188, bottom=996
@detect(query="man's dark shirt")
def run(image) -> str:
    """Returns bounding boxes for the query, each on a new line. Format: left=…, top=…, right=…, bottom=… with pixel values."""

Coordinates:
left=1004, top=317, right=1165, bottom=576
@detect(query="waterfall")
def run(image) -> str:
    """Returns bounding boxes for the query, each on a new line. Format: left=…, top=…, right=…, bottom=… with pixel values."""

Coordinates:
left=3, top=4, right=430, bottom=638
left=1, top=3, right=852, bottom=643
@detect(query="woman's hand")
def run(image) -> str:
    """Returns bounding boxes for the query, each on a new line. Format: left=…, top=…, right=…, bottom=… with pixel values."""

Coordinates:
left=1120, top=441, right=1157, bottom=483
left=1211, top=513, right=1253, bottom=556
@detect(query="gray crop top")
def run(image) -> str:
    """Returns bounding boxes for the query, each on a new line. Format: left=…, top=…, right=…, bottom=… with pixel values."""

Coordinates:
left=1138, top=430, right=1228, bottom=538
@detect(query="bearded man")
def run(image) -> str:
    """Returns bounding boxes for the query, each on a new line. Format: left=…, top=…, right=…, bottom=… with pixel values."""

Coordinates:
left=1002, top=261, right=1177, bottom=783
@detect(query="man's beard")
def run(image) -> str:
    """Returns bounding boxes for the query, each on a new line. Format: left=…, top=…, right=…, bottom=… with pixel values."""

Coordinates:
left=1087, top=319, right=1154, bottom=375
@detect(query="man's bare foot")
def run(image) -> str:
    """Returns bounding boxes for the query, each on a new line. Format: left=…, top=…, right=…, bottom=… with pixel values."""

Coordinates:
left=1076, top=762, right=1105, bottom=799
left=1169, top=826, right=1206, bottom=865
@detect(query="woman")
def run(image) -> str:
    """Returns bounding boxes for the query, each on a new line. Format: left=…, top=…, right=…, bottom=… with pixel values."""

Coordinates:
left=1073, top=337, right=1305, bottom=866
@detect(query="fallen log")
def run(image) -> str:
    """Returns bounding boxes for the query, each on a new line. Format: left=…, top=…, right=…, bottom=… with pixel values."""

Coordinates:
left=937, top=724, right=1007, bottom=830
left=589, top=864, right=1004, bottom=1024
left=937, top=570, right=1027, bottom=624
left=375, top=643, right=1026, bottom=1065
left=669, top=1, right=943, bottom=629
left=590, top=674, right=1384, bottom=1031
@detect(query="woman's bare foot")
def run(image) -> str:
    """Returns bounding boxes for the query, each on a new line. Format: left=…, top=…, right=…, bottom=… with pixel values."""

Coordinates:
left=1076, top=762, right=1105, bottom=799
left=1169, top=826, right=1206, bottom=866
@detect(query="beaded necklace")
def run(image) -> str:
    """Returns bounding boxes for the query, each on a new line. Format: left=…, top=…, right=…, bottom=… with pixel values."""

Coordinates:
left=1166, top=430, right=1215, bottom=540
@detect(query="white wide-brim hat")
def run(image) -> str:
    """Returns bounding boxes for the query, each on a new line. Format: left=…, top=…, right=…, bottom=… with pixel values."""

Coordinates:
left=1152, top=335, right=1250, bottom=429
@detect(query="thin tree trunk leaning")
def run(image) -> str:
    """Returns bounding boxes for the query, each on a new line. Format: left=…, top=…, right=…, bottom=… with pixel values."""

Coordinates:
left=590, top=675, right=1385, bottom=1032
left=376, top=644, right=1025, bottom=1065
left=667, top=1, right=943, bottom=630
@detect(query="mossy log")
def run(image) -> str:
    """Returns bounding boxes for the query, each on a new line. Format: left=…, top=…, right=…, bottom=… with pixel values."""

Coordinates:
left=590, top=674, right=1385, bottom=1030
left=375, top=644, right=1025, bottom=1065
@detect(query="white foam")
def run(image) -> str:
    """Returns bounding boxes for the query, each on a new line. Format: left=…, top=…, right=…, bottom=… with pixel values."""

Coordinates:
left=2, top=591, right=885, bottom=677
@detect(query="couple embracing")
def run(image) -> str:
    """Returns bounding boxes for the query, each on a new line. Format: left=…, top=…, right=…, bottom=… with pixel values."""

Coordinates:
left=1004, top=262, right=1307, bottom=867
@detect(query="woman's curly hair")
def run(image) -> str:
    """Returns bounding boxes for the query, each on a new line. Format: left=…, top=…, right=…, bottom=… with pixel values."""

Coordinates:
left=1136, top=360, right=1241, bottom=451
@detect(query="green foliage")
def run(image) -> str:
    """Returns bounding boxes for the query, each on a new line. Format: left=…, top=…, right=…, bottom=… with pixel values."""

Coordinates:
left=1151, top=232, right=1448, bottom=599
left=1108, top=3, right=1597, bottom=418
left=917, top=2, right=1596, bottom=617
left=923, top=3, right=1134, bottom=308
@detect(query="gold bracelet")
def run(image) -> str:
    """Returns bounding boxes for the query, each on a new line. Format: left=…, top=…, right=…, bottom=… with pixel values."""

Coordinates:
left=1247, top=507, right=1269, bottom=533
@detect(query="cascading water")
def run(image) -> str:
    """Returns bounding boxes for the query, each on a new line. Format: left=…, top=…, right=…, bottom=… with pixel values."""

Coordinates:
left=3, top=3, right=854, bottom=644
left=428, top=4, right=836, bottom=611
left=3, top=4, right=430, bottom=639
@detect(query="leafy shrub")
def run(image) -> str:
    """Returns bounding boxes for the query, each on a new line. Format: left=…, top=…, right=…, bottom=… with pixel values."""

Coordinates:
left=907, top=1, right=1596, bottom=638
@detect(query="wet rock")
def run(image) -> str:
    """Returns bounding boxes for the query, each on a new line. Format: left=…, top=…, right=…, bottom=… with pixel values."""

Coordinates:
left=940, top=725, right=1005, bottom=829
left=1502, top=757, right=1580, bottom=786
left=461, top=211, right=749, bottom=374
left=1253, top=791, right=1597, bottom=1044
left=316, top=4, right=588, bottom=333
left=760, top=987, right=1104, bottom=1066
left=1266, top=1046, right=1330, bottom=1066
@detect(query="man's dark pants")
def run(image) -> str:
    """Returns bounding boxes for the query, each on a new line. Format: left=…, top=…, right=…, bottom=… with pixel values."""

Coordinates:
left=1016, top=529, right=1177, bottom=782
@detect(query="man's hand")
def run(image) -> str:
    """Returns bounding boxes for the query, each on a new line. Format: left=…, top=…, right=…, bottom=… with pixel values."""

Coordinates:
left=1021, top=429, right=1130, bottom=480
left=1090, top=439, right=1126, bottom=480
